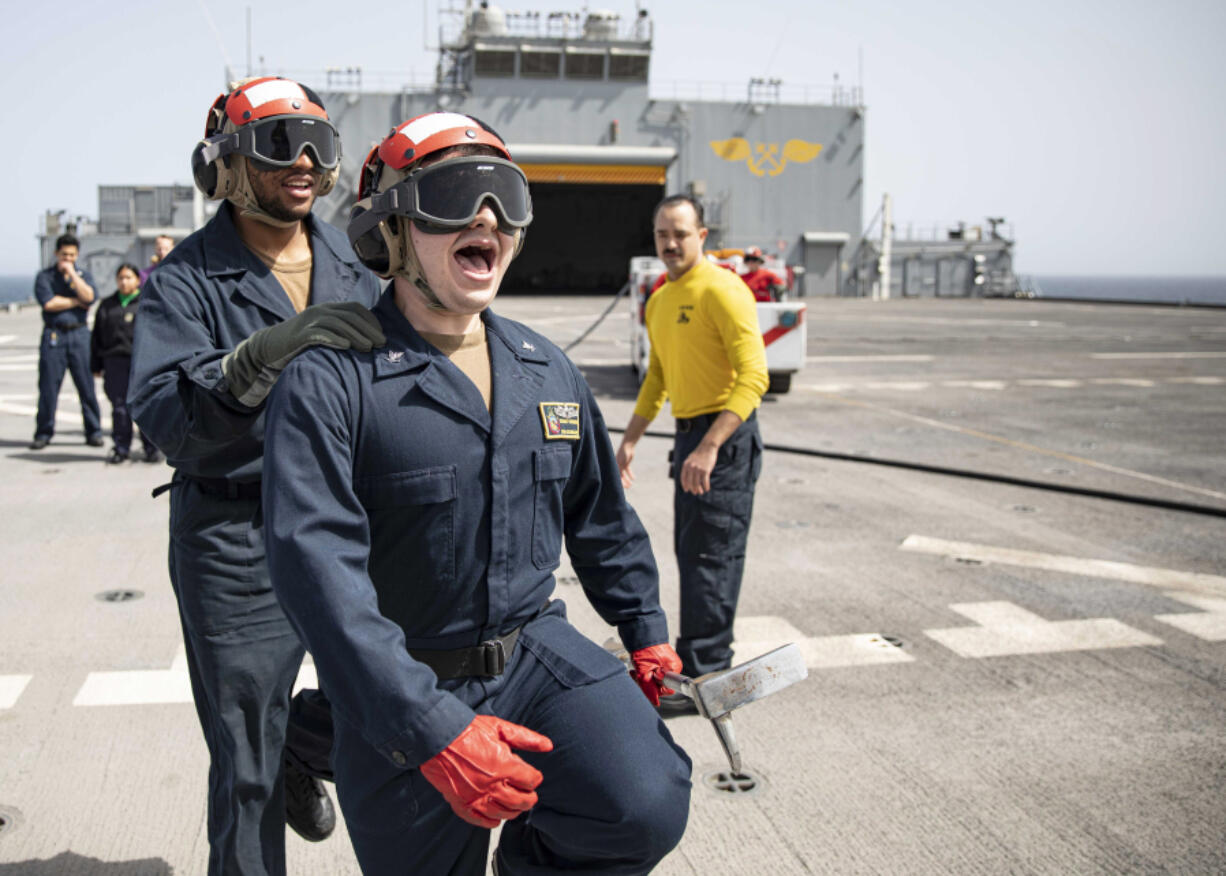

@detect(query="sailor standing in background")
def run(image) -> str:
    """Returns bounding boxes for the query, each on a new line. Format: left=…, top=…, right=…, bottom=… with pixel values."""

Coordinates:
left=139, top=234, right=176, bottom=286
left=29, top=232, right=104, bottom=450
left=739, top=245, right=785, bottom=302
left=129, top=77, right=383, bottom=875
left=90, top=262, right=161, bottom=464
left=616, top=194, right=768, bottom=714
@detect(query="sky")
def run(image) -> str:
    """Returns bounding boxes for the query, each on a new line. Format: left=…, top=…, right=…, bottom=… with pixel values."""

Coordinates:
left=2, top=0, right=1223, bottom=277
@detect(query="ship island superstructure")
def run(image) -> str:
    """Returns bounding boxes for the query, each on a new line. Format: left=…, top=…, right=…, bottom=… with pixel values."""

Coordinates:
left=35, top=2, right=1018, bottom=299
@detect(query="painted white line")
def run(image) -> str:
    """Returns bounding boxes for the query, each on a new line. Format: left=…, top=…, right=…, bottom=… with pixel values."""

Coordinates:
left=0, top=399, right=83, bottom=425
left=864, top=381, right=930, bottom=391
left=924, top=601, right=1162, bottom=658
left=805, top=355, right=934, bottom=363
left=799, top=383, right=853, bottom=393
left=1168, top=376, right=1225, bottom=385
left=572, top=358, right=636, bottom=366
left=0, top=365, right=37, bottom=372
left=1089, top=352, right=1226, bottom=360
left=0, top=354, right=38, bottom=363
left=1090, top=378, right=1156, bottom=387
left=1153, top=592, right=1226, bottom=642
left=900, top=535, right=1226, bottom=594
left=74, top=667, right=194, bottom=706
left=0, top=335, right=17, bottom=344
left=0, top=675, right=32, bottom=709
left=1017, top=378, right=1082, bottom=388
left=825, top=316, right=1061, bottom=327
left=733, top=616, right=914, bottom=668
left=74, top=646, right=318, bottom=706
left=943, top=380, right=1007, bottom=390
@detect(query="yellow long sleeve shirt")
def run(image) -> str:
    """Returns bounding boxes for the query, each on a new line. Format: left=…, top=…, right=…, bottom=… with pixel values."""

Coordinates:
left=633, top=259, right=769, bottom=422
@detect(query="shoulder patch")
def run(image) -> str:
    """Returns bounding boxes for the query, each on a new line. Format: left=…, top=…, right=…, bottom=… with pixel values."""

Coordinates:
left=539, top=402, right=581, bottom=440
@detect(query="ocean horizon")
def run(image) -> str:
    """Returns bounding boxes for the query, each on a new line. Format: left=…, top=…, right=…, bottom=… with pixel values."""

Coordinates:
left=2, top=272, right=1225, bottom=307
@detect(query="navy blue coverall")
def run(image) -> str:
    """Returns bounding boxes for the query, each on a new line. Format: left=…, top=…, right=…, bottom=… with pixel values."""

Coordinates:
left=129, top=204, right=381, bottom=876
left=263, top=292, right=692, bottom=875
left=32, top=264, right=103, bottom=442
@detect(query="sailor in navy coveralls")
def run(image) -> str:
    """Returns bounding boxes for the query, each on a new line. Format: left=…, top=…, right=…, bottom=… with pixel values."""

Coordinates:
left=263, top=113, right=692, bottom=874
left=130, top=78, right=384, bottom=874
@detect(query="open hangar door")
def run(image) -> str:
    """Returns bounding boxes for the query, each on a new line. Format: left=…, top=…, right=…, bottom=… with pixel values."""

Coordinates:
left=501, top=146, right=674, bottom=295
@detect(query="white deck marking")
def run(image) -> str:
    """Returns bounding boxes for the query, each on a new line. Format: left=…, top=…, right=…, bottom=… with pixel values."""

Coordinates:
left=573, top=357, right=637, bottom=366
left=901, top=535, right=1226, bottom=594
left=74, top=646, right=318, bottom=706
left=1153, top=593, right=1226, bottom=641
left=1017, top=378, right=1082, bottom=388
left=733, top=616, right=914, bottom=668
left=805, top=354, right=934, bottom=363
left=1168, top=376, right=1225, bottom=385
left=0, top=675, right=32, bottom=709
left=1090, top=352, right=1226, bottom=359
left=0, top=397, right=83, bottom=425
left=924, top=601, right=1162, bottom=658
left=1090, top=378, right=1156, bottom=387
left=0, top=335, right=17, bottom=344
left=865, top=381, right=930, bottom=391
left=944, top=380, right=1007, bottom=390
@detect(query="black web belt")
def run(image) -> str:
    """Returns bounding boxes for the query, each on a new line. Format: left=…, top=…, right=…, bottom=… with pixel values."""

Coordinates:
left=409, top=627, right=521, bottom=680
left=151, top=476, right=261, bottom=500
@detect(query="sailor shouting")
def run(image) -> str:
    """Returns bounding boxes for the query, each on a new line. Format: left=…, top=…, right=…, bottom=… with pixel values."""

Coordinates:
left=261, top=112, right=693, bottom=874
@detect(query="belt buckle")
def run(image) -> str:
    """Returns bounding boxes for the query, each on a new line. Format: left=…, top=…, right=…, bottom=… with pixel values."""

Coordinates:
left=480, top=638, right=507, bottom=676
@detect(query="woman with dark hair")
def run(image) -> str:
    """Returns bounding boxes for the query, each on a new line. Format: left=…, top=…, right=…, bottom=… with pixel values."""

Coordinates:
left=90, top=263, right=162, bottom=464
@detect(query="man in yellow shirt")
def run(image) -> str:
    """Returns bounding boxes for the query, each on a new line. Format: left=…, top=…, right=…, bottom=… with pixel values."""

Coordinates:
left=617, top=195, right=769, bottom=713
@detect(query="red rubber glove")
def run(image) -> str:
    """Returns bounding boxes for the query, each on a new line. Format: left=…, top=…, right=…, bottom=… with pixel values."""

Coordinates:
left=630, top=644, right=683, bottom=706
left=419, top=715, right=554, bottom=829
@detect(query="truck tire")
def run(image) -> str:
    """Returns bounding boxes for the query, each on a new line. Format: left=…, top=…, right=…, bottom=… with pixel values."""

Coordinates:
left=768, top=373, right=792, bottom=394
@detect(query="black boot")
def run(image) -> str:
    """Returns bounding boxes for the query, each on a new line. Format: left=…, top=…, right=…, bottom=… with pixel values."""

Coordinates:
left=284, top=758, right=336, bottom=842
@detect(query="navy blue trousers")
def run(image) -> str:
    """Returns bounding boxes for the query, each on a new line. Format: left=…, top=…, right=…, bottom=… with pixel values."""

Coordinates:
left=34, top=325, right=101, bottom=440
left=168, top=479, right=334, bottom=876
left=671, top=412, right=763, bottom=677
left=101, top=355, right=155, bottom=456
left=336, top=608, right=693, bottom=876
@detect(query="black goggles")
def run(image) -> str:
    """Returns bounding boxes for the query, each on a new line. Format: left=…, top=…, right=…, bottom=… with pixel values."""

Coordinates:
left=368, top=157, right=533, bottom=234
left=202, top=116, right=340, bottom=170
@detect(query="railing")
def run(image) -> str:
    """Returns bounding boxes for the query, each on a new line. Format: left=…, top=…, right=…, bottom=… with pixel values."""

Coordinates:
left=439, top=8, right=653, bottom=45
left=239, top=67, right=439, bottom=93
left=895, top=221, right=1015, bottom=243
left=649, top=80, right=863, bottom=107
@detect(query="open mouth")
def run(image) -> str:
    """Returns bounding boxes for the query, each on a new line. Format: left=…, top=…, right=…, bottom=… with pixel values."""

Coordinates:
left=454, top=242, right=496, bottom=276
left=284, top=178, right=315, bottom=195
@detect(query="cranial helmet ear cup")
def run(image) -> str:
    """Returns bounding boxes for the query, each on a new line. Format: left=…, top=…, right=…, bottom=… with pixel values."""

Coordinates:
left=191, top=141, right=218, bottom=197
left=317, top=165, right=339, bottom=198
left=191, top=140, right=240, bottom=201
left=347, top=200, right=403, bottom=278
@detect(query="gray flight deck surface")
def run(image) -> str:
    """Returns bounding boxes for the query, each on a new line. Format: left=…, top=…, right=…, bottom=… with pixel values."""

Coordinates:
left=1, top=296, right=1224, bottom=874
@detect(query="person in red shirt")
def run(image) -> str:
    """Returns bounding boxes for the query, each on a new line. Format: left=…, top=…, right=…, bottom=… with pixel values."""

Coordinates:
left=739, top=245, right=784, bottom=302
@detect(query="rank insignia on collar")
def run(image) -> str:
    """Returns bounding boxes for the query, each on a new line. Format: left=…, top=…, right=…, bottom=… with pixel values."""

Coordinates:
left=386, top=351, right=404, bottom=362
left=522, top=340, right=536, bottom=351
left=539, top=402, right=581, bottom=440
